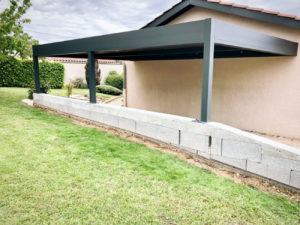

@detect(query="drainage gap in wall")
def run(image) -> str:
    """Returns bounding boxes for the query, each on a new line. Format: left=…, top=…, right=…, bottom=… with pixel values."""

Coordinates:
left=179, top=130, right=181, bottom=145
left=208, top=136, right=212, bottom=147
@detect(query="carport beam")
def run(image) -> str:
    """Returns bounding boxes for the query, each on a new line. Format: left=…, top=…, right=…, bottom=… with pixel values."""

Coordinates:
left=201, top=19, right=215, bottom=122
left=33, top=55, right=41, bottom=93
left=88, top=52, right=97, bottom=103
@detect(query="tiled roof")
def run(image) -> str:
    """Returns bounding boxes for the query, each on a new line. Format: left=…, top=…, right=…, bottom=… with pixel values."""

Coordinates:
left=211, top=0, right=300, bottom=20
left=143, top=0, right=300, bottom=28
left=46, top=57, right=120, bottom=64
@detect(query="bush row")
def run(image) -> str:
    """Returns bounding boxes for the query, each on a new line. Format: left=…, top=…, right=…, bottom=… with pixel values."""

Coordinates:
left=0, top=57, right=64, bottom=88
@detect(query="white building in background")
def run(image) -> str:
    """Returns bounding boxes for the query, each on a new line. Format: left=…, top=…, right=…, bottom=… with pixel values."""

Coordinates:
left=47, top=57, right=124, bottom=85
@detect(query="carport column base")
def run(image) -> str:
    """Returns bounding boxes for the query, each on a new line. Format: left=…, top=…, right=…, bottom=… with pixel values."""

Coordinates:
left=88, top=51, right=97, bottom=103
left=201, top=19, right=215, bottom=122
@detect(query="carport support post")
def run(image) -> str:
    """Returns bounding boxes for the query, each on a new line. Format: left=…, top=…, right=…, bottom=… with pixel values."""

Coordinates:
left=33, top=54, right=41, bottom=93
left=201, top=19, right=215, bottom=122
left=88, top=51, right=96, bottom=103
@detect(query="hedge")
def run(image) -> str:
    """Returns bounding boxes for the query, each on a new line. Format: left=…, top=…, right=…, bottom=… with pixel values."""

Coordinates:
left=96, top=84, right=122, bottom=96
left=0, top=57, right=64, bottom=88
left=104, top=71, right=123, bottom=90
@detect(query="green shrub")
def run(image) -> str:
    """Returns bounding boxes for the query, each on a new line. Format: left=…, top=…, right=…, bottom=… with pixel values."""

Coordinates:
left=96, top=85, right=122, bottom=96
left=72, top=78, right=87, bottom=89
left=108, top=70, right=119, bottom=76
left=28, top=88, right=34, bottom=100
left=104, top=71, right=123, bottom=90
left=28, top=80, right=52, bottom=99
left=0, top=57, right=64, bottom=88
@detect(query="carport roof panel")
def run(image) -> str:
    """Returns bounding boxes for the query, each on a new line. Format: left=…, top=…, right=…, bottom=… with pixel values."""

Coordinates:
left=214, top=20, right=298, bottom=56
left=33, top=18, right=298, bottom=60
left=33, top=20, right=207, bottom=57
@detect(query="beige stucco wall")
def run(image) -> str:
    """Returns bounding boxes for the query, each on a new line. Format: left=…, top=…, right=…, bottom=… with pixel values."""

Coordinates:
left=63, top=63, right=85, bottom=83
left=63, top=63, right=123, bottom=84
left=126, top=7, right=300, bottom=139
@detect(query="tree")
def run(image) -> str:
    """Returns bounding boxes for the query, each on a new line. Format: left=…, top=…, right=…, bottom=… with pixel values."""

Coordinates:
left=85, top=60, right=101, bottom=87
left=0, top=0, right=38, bottom=59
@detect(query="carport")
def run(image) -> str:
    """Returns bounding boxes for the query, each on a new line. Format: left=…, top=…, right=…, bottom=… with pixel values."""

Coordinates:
left=32, top=18, right=298, bottom=122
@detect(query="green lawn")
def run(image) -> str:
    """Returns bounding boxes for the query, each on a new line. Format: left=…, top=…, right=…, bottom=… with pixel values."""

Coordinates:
left=50, top=88, right=113, bottom=99
left=0, top=87, right=299, bottom=225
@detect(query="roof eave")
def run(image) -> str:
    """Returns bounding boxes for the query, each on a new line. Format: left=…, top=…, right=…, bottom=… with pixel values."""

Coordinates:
left=141, top=0, right=192, bottom=29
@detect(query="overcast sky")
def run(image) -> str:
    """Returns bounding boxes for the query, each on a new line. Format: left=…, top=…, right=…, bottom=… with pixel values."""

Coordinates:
left=1, top=0, right=299, bottom=44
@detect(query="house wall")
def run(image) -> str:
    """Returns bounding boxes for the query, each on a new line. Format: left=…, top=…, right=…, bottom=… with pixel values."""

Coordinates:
left=126, top=7, right=300, bottom=139
left=63, top=62, right=123, bottom=84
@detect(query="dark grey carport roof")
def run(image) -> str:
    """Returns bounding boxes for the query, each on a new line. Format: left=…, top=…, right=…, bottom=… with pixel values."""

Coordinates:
left=33, top=19, right=298, bottom=60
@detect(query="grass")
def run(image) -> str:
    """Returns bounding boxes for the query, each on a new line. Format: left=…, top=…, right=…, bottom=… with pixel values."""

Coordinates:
left=0, top=87, right=299, bottom=224
left=50, top=88, right=113, bottom=99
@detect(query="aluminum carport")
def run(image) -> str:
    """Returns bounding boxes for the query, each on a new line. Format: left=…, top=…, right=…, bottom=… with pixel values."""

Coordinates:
left=32, top=18, right=298, bottom=122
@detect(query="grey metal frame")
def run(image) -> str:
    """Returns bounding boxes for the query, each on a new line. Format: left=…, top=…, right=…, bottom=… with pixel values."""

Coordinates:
left=33, top=55, right=41, bottom=93
left=201, top=19, right=215, bottom=122
left=88, top=52, right=96, bottom=103
left=32, top=18, right=298, bottom=122
left=33, top=20, right=206, bottom=57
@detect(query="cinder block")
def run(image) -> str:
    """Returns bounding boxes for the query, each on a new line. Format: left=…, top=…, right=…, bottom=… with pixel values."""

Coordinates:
left=60, top=103, right=70, bottom=114
left=118, top=117, right=136, bottom=132
left=267, top=165, right=291, bottom=185
left=180, top=131, right=209, bottom=153
left=102, top=114, right=119, bottom=127
left=89, top=111, right=103, bottom=123
left=73, top=107, right=90, bottom=119
left=136, top=121, right=179, bottom=145
left=211, top=138, right=222, bottom=156
left=222, top=140, right=261, bottom=162
left=247, top=160, right=267, bottom=177
left=290, top=170, right=300, bottom=189
left=211, top=154, right=247, bottom=170
left=262, top=155, right=300, bottom=170
left=56, top=103, right=65, bottom=113
left=197, top=150, right=210, bottom=159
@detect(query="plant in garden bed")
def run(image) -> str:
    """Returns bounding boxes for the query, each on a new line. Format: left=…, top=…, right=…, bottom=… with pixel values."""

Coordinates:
left=104, top=70, right=123, bottom=90
left=65, top=80, right=74, bottom=97
left=96, top=84, right=122, bottom=95
left=28, top=80, right=51, bottom=99
left=72, top=78, right=87, bottom=89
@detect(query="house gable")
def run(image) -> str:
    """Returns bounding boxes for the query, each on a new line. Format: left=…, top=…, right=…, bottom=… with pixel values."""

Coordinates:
left=142, top=0, right=300, bottom=30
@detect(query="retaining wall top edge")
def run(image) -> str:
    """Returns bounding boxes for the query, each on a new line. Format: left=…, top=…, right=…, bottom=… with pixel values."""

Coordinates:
left=209, top=122, right=300, bottom=154
left=34, top=94, right=195, bottom=122
left=33, top=94, right=300, bottom=156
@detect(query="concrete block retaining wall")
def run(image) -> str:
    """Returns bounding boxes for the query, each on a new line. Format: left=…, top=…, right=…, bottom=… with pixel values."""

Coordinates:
left=34, top=94, right=300, bottom=189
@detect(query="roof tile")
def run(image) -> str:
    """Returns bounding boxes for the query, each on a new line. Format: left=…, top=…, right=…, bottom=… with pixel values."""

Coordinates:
left=219, top=2, right=233, bottom=6
left=46, top=57, right=119, bottom=64
left=278, top=13, right=297, bottom=19
left=246, top=6, right=264, bottom=11
left=261, top=9, right=280, bottom=15
left=232, top=3, right=248, bottom=9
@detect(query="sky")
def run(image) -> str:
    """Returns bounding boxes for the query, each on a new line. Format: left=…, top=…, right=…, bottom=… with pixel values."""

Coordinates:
left=1, top=0, right=300, bottom=44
